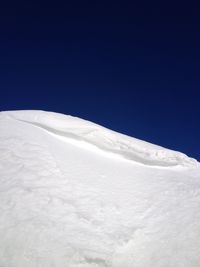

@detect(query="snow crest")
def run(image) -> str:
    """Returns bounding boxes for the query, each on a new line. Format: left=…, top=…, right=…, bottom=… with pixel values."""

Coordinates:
left=0, top=110, right=200, bottom=267
left=1, top=110, right=197, bottom=167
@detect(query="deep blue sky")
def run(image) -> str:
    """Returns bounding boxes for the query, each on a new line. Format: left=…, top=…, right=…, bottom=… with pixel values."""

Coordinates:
left=0, top=1, right=200, bottom=161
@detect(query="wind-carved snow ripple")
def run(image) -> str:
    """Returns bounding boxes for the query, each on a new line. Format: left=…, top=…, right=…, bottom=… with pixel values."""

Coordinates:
left=8, top=114, right=197, bottom=168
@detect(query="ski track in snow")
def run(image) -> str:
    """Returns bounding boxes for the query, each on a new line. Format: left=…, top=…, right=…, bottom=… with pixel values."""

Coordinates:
left=0, top=110, right=200, bottom=267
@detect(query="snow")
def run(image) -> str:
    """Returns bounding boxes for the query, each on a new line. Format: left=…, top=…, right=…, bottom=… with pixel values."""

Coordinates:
left=0, top=110, right=200, bottom=267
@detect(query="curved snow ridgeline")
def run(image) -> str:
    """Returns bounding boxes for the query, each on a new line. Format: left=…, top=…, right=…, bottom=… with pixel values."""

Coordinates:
left=1, top=110, right=197, bottom=167
left=1, top=110, right=200, bottom=267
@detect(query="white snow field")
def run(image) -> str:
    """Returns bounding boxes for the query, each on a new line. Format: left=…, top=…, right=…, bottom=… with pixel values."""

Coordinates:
left=0, top=110, right=200, bottom=267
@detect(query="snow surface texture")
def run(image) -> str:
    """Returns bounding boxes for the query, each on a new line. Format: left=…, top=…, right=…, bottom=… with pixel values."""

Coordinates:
left=0, top=110, right=200, bottom=267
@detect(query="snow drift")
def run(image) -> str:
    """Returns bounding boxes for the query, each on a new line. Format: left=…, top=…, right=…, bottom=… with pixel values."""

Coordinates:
left=0, top=110, right=200, bottom=267
left=1, top=110, right=197, bottom=167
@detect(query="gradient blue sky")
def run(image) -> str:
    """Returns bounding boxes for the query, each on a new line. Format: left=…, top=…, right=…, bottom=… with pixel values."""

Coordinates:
left=0, top=1, right=200, bottom=161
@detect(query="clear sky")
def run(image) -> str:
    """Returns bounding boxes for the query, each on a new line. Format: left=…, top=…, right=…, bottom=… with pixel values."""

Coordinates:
left=0, top=1, right=200, bottom=161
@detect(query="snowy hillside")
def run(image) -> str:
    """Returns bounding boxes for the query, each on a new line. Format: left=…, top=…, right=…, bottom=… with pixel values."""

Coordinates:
left=0, top=110, right=200, bottom=267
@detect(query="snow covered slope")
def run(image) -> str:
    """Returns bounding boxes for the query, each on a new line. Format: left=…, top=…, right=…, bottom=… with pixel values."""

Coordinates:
left=0, top=110, right=200, bottom=267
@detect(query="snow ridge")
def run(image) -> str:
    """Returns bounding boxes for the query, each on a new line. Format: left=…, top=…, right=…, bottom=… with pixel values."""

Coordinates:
left=0, top=110, right=200, bottom=267
left=1, top=110, right=197, bottom=167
